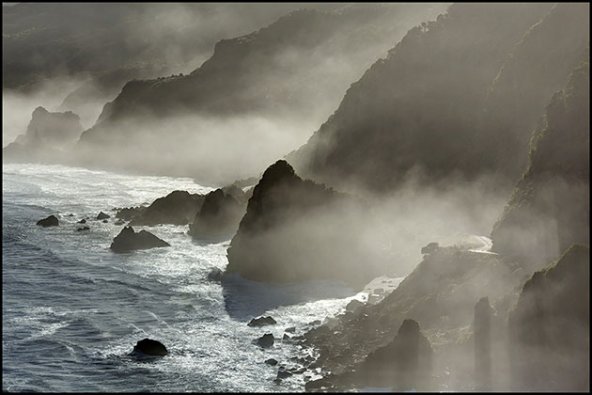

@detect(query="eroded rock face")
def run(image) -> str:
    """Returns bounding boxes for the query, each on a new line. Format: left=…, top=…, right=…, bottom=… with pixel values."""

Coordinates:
left=226, top=160, right=386, bottom=288
left=110, top=226, right=170, bottom=253
left=37, top=215, right=59, bottom=227
left=188, top=187, right=245, bottom=242
left=132, top=338, right=168, bottom=356
left=508, top=244, right=590, bottom=391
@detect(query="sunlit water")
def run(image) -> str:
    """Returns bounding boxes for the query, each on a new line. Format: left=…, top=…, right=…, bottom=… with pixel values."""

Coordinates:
left=2, top=163, right=385, bottom=392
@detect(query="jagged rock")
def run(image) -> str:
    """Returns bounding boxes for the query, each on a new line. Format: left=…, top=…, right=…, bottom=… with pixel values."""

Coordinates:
left=508, top=245, right=589, bottom=391
left=285, top=327, right=296, bottom=333
left=110, top=226, right=170, bottom=253
left=77, top=226, right=90, bottom=232
left=421, top=242, right=439, bottom=255
left=36, top=215, right=59, bottom=227
left=248, top=316, right=277, bottom=327
left=256, top=333, right=274, bottom=348
left=128, top=190, right=205, bottom=226
left=132, top=338, right=168, bottom=356
left=226, top=160, right=384, bottom=288
left=354, top=319, right=433, bottom=389
left=189, top=187, right=245, bottom=242
left=96, top=211, right=110, bottom=220
left=283, top=334, right=292, bottom=341
left=77, top=219, right=87, bottom=224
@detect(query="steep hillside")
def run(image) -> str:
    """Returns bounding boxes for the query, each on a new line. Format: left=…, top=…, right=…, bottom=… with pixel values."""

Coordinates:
left=289, top=3, right=587, bottom=193
left=491, top=62, right=590, bottom=270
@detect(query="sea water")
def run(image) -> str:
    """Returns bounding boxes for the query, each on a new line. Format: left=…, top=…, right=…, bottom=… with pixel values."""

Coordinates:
left=2, top=163, right=373, bottom=392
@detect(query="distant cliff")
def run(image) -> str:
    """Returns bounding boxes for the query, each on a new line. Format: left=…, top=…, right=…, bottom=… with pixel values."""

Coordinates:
left=3, top=106, right=83, bottom=162
left=289, top=3, right=588, bottom=193
left=491, top=62, right=590, bottom=270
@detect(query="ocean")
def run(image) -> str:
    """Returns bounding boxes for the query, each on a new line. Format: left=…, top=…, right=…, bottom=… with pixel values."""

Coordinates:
left=2, top=163, right=374, bottom=392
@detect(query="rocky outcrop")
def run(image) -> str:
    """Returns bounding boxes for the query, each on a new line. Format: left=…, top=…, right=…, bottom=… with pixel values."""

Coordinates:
left=127, top=190, right=205, bottom=226
left=289, top=3, right=587, bottom=193
left=226, top=160, right=387, bottom=288
left=115, top=205, right=147, bottom=222
left=96, top=211, right=110, bottom=220
left=491, top=62, right=589, bottom=270
left=256, top=333, right=275, bottom=348
left=508, top=244, right=589, bottom=391
left=110, top=226, right=170, bottom=253
left=3, top=107, right=83, bottom=163
left=36, top=215, right=59, bottom=227
left=132, top=338, right=168, bottom=356
left=248, top=316, right=277, bottom=327
left=188, top=186, right=246, bottom=242
left=302, top=246, right=522, bottom=389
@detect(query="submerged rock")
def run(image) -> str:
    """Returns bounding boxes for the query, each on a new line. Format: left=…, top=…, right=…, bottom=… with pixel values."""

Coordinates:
left=206, top=267, right=224, bottom=282
left=36, top=215, right=59, bottom=227
left=102, top=219, right=108, bottom=223
left=110, top=226, right=170, bottom=253
left=248, top=316, right=277, bottom=327
left=77, top=218, right=87, bottom=224
left=132, top=338, right=168, bottom=356
left=77, top=226, right=90, bottom=232
left=96, top=211, right=110, bottom=220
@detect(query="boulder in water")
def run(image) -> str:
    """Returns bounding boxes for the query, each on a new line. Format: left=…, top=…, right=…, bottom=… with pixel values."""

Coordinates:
left=37, top=215, right=59, bottom=227
left=132, top=338, right=168, bottom=356
left=77, top=218, right=87, bottom=224
left=265, top=358, right=279, bottom=366
left=97, top=211, right=110, bottom=220
left=110, top=226, right=170, bottom=253
left=77, top=226, right=90, bottom=232
left=256, top=333, right=275, bottom=348
left=248, top=316, right=277, bottom=327
left=207, top=267, right=224, bottom=282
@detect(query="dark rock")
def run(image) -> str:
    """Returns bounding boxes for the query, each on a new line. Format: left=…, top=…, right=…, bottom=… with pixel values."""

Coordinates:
left=508, top=244, right=589, bottom=391
left=132, top=338, right=168, bottom=356
left=310, top=320, right=321, bottom=326
left=256, top=333, right=274, bottom=348
left=114, top=219, right=125, bottom=225
left=248, top=316, right=277, bottom=327
left=110, top=226, right=170, bottom=253
left=37, top=215, right=59, bottom=227
left=421, top=242, right=439, bottom=255
left=277, top=368, right=293, bottom=379
left=77, top=219, right=87, bottom=224
left=102, top=219, right=108, bottom=223
left=283, top=334, right=292, bottom=341
left=189, top=187, right=246, bottom=242
left=226, top=160, right=384, bottom=288
left=356, top=319, right=433, bottom=389
left=206, top=267, right=224, bottom=282
left=273, top=378, right=282, bottom=385
left=285, top=327, right=296, bottom=333
left=129, top=190, right=205, bottom=226
left=265, top=358, right=278, bottom=366
left=96, top=211, right=110, bottom=220
left=77, top=226, right=90, bottom=232
left=115, top=205, right=147, bottom=222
